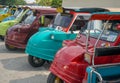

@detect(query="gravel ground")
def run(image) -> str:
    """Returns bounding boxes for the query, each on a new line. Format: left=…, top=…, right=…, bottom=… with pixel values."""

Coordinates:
left=0, top=40, right=50, bottom=83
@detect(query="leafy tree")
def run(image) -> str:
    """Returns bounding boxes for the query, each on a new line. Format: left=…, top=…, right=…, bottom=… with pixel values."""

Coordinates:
left=51, top=0, right=62, bottom=8
left=36, top=0, right=62, bottom=7
left=0, top=0, right=7, bottom=5
left=0, top=0, right=26, bottom=5
left=35, top=0, right=40, bottom=4
left=14, top=0, right=26, bottom=5
left=39, top=0, right=52, bottom=6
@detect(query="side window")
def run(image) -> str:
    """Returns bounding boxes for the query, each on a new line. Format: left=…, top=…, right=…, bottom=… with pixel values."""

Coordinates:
left=39, top=15, right=55, bottom=27
left=70, top=16, right=88, bottom=31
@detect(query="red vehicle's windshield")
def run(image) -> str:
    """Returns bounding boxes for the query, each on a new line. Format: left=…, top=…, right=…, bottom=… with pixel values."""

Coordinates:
left=24, top=13, right=36, bottom=24
left=82, top=20, right=120, bottom=42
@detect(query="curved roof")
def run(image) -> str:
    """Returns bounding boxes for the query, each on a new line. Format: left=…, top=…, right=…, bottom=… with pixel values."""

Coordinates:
left=90, top=12, right=120, bottom=20
left=63, top=7, right=110, bottom=13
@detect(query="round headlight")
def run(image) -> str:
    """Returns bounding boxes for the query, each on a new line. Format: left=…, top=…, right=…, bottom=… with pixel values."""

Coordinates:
left=51, top=35, right=54, bottom=39
left=101, top=43, right=110, bottom=47
left=18, top=28, right=20, bottom=32
left=84, top=53, right=91, bottom=64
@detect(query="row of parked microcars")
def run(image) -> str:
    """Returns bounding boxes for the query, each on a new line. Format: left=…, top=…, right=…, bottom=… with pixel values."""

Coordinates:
left=0, top=5, right=120, bottom=83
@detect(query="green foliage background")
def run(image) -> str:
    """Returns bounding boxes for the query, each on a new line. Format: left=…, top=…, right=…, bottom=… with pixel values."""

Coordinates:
left=0, top=0, right=26, bottom=5
left=51, top=0, right=62, bottom=7
left=0, top=0, right=62, bottom=7
left=36, top=0, right=62, bottom=7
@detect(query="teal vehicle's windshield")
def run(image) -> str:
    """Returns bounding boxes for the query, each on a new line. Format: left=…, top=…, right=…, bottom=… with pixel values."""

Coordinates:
left=83, top=20, right=120, bottom=42
left=52, top=13, right=73, bottom=28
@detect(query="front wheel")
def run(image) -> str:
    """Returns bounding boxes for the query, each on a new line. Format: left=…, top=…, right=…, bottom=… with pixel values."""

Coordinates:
left=0, top=35, right=4, bottom=41
left=47, top=73, right=64, bottom=83
left=28, top=55, right=45, bottom=67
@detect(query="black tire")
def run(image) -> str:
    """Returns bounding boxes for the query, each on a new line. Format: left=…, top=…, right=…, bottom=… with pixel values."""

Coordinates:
left=0, top=35, right=4, bottom=41
left=28, top=55, right=45, bottom=67
left=5, top=44, right=17, bottom=51
left=47, top=61, right=52, bottom=64
left=47, top=73, right=64, bottom=83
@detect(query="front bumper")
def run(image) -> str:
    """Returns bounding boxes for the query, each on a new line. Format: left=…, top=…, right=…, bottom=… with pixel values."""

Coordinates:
left=5, top=31, right=28, bottom=49
left=5, top=38, right=26, bottom=49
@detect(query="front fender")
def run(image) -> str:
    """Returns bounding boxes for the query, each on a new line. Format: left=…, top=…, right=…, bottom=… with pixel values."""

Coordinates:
left=26, top=30, right=77, bottom=61
left=50, top=45, right=87, bottom=83
left=55, top=45, right=85, bottom=62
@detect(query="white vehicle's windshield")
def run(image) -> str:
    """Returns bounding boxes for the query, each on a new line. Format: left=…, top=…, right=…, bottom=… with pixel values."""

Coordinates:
left=52, top=13, right=73, bottom=28
left=83, top=20, right=120, bottom=42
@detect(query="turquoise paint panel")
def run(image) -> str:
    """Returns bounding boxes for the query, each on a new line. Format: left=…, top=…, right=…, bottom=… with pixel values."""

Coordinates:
left=52, top=32, right=76, bottom=41
left=26, top=29, right=76, bottom=61
left=87, top=65, right=120, bottom=83
left=39, top=27, right=54, bottom=32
